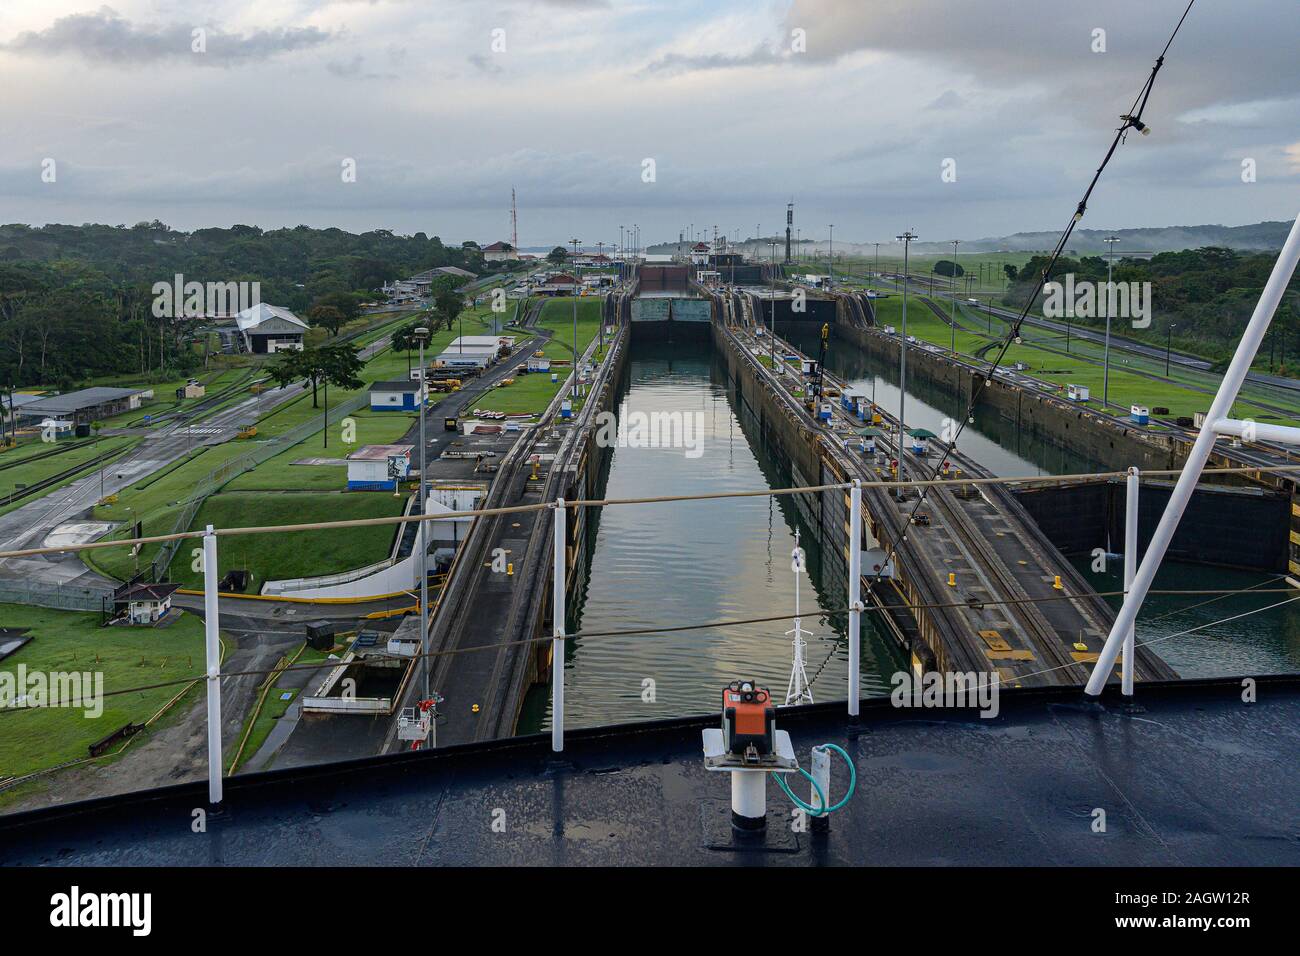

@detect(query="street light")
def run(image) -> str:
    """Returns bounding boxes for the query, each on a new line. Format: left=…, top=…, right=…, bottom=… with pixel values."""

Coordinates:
left=949, top=239, right=961, bottom=355
left=570, top=238, right=582, bottom=400
left=1102, top=235, right=1121, bottom=407
left=828, top=225, right=834, bottom=291
left=896, top=230, right=918, bottom=500
left=412, top=325, right=431, bottom=702
left=1166, top=322, right=1177, bottom=376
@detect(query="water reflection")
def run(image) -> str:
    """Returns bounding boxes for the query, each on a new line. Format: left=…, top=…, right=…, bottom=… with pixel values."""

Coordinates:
left=521, top=338, right=904, bottom=731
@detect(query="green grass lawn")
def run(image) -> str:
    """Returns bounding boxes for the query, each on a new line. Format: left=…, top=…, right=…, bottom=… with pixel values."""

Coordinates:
left=472, top=372, right=565, bottom=416
left=537, top=297, right=603, bottom=360
left=167, top=491, right=408, bottom=591
left=83, top=316, right=500, bottom=583
left=0, top=437, right=137, bottom=518
left=468, top=297, right=606, bottom=416
left=956, top=298, right=1300, bottom=422
left=869, top=296, right=1263, bottom=421
left=0, top=603, right=205, bottom=779
left=0, top=436, right=91, bottom=467
left=225, top=408, right=415, bottom=492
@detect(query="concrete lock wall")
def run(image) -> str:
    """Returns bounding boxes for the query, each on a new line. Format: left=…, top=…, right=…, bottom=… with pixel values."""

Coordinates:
left=1017, top=480, right=1290, bottom=572
left=831, top=317, right=1180, bottom=473
left=671, top=299, right=713, bottom=323
left=631, top=298, right=670, bottom=322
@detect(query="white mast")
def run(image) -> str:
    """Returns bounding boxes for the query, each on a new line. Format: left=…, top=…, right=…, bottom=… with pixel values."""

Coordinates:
left=785, top=529, right=814, bottom=705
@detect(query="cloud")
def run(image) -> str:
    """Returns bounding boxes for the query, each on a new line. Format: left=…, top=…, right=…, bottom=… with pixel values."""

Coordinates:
left=0, top=6, right=334, bottom=67
left=925, top=89, right=967, bottom=111
left=325, top=55, right=395, bottom=80
left=467, top=52, right=503, bottom=74
left=782, top=0, right=1300, bottom=118
left=641, top=42, right=784, bottom=76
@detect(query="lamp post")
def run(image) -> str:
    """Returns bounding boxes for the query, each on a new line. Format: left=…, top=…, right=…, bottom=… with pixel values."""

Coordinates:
left=949, top=239, right=961, bottom=355
left=1166, top=322, right=1177, bottom=376
left=896, top=231, right=917, bottom=500
left=1103, top=235, right=1121, bottom=407
left=413, top=325, right=431, bottom=702
left=570, top=238, right=582, bottom=399
left=828, top=225, right=834, bottom=291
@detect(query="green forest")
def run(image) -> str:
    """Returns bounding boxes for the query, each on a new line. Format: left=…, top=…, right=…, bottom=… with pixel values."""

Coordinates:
left=0, top=221, right=491, bottom=389
left=1003, top=246, right=1300, bottom=369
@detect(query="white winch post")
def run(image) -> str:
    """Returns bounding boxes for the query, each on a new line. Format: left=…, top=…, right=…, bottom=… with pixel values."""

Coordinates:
left=810, top=745, right=831, bottom=828
left=849, top=479, right=862, bottom=716
left=202, top=525, right=223, bottom=804
left=552, top=497, right=566, bottom=752
left=731, top=771, right=766, bottom=826
left=1086, top=212, right=1300, bottom=695
left=1122, top=468, right=1139, bottom=697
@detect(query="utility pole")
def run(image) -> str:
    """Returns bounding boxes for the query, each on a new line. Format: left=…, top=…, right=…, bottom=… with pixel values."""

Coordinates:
left=949, top=239, right=961, bottom=355
left=785, top=201, right=794, bottom=264
left=874, top=242, right=880, bottom=278
left=828, top=225, right=834, bottom=291
left=896, top=231, right=917, bottom=500
left=510, top=186, right=518, bottom=254
left=1103, top=235, right=1121, bottom=407
left=1166, top=322, right=1177, bottom=376
left=571, top=237, right=582, bottom=398
left=414, top=326, right=431, bottom=702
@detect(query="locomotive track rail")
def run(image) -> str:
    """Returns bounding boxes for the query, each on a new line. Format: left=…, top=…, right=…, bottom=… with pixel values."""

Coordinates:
left=715, top=305, right=1175, bottom=686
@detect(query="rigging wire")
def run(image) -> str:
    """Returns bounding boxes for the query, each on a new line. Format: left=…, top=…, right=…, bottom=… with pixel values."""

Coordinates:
left=835, top=0, right=1199, bottom=680
left=6, top=582, right=1290, bottom=712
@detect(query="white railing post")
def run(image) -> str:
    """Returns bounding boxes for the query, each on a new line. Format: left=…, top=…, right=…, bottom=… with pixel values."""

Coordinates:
left=1086, top=212, right=1300, bottom=695
left=202, top=525, right=223, bottom=804
left=1122, top=468, right=1139, bottom=697
left=848, top=479, right=862, bottom=717
left=552, top=498, right=566, bottom=752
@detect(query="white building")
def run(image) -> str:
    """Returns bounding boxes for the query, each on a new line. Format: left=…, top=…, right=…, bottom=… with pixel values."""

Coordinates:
left=114, top=583, right=180, bottom=625
left=448, top=335, right=515, bottom=353
left=368, top=380, right=423, bottom=412
left=346, top=444, right=413, bottom=491
left=235, top=304, right=308, bottom=354
left=435, top=347, right=496, bottom=370
left=481, top=241, right=514, bottom=263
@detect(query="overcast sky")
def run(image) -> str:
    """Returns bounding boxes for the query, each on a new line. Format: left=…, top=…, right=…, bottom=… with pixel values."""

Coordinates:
left=1, top=0, right=1297, bottom=248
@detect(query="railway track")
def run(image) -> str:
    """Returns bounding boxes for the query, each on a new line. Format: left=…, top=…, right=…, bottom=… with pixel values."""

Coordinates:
left=913, top=294, right=1300, bottom=477
left=719, top=313, right=1175, bottom=686
left=0, top=439, right=96, bottom=473
left=2, top=446, right=129, bottom=507
left=411, top=318, right=621, bottom=746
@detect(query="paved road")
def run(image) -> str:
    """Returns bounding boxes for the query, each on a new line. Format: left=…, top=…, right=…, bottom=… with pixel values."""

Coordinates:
left=0, top=327, right=399, bottom=588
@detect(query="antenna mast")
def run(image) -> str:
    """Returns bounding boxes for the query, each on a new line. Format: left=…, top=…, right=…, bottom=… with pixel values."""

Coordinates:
left=785, top=529, right=814, bottom=706
left=511, top=187, right=518, bottom=252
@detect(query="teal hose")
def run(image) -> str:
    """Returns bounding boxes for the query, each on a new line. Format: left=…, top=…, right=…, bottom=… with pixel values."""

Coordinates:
left=772, top=743, right=856, bottom=816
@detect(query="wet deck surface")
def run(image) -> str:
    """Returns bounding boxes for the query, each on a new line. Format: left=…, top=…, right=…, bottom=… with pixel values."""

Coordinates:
left=1, top=678, right=1296, bottom=866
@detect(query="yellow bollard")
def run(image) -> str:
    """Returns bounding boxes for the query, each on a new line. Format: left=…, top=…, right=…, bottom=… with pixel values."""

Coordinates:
left=507, top=563, right=514, bottom=576
left=1052, top=575, right=1063, bottom=590
left=947, top=572, right=956, bottom=587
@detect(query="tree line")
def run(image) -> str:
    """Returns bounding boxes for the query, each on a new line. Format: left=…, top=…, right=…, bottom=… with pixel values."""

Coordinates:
left=1003, top=246, right=1300, bottom=367
left=0, top=221, right=488, bottom=389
